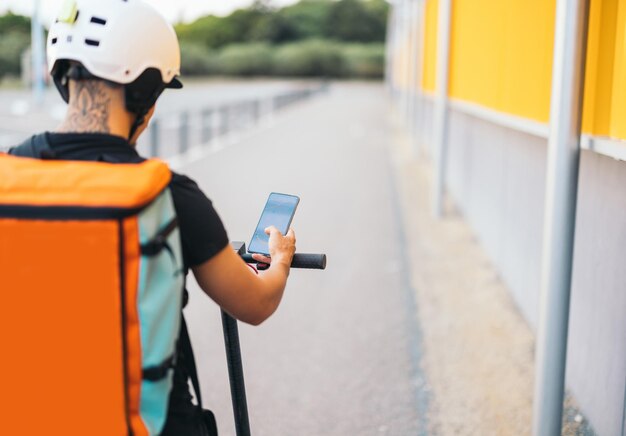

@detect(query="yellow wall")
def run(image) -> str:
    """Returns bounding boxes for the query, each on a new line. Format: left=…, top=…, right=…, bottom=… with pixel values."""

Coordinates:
left=608, top=0, right=626, bottom=139
left=422, top=0, right=438, bottom=93
left=448, top=0, right=556, bottom=123
left=400, top=0, right=626, bottom=140
left=582, top=0, right=618, bottom=136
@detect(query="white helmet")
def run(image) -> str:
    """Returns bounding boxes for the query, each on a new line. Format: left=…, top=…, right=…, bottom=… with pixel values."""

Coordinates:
left=47, top=0, right=182, bottom=112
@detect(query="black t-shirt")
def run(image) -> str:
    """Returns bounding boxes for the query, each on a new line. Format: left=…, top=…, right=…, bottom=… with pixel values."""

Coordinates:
left=12, top=132, right=229, bottom=420
left=39, top=132, right=229, bottom=270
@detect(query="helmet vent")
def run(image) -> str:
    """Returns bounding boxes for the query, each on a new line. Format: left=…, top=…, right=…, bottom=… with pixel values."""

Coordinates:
left=90, top=17, right=107, bottom=25
left=85, top=39, right=100, bottom=47
left=51, top=37, right=58, bottom=45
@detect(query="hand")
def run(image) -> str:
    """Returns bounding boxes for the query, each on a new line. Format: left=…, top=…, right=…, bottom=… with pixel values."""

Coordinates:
left=251, top=226, right=296, bottom=269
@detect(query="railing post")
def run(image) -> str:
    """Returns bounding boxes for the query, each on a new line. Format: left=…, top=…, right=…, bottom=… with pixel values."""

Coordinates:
left=220, top=105, right=230, bottom=137
left=179, top=111, right=189, bottom=155
left=252, top=99, right=261, bottom=126
left=201, top=108, right=213, bottom=144
left=149, top=118, right=159, bottom=158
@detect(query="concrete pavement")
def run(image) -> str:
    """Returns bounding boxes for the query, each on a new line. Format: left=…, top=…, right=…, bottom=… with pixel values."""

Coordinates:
left=179, top=83, right=428, bottom=436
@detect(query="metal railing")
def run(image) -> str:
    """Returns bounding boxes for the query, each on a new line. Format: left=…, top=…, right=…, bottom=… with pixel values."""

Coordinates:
left=0, top=82, right=329, bottom=156
left=138, top=83, right=329, bottom=159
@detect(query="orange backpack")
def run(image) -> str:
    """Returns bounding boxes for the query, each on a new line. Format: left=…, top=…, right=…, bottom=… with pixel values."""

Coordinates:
left=0, top=152, right=184, bottom=435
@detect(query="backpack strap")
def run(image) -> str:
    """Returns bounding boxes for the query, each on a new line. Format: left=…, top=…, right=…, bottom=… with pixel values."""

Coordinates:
left=180, top=315, right=204, bottom=408
left=8, top=133, right=56, bottom=160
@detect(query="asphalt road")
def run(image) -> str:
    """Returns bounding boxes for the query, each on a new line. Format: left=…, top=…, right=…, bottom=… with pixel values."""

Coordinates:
left=180, top=83, right=427, bottom=436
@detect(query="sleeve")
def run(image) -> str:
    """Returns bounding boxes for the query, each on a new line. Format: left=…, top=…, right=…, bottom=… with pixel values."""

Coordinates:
left=169, top=173, right=230, bottom=269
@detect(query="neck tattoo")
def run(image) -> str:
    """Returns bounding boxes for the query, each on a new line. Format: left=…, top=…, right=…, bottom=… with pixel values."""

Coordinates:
left=62, top=80, right=111, bottom=134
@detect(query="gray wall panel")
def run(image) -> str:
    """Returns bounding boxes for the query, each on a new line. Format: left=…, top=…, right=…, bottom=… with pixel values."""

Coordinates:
left=446, top=109, right=546, bottom=328
left=567, top=150, right=626, bottom=436
left=440, top=108, right=626, bottom=434
left=416, top=96, right=434, bottom=157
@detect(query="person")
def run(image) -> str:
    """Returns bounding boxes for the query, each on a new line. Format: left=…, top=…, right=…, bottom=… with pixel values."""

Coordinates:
left=9, top=1, right=296, bottom=434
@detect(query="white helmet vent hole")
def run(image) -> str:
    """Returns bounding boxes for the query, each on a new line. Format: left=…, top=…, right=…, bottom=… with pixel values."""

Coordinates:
left=85, top=39, right=100, bottom=47
left=51, top=37, right=58, bottom=45
left=67, top=35, right=73, bottom=43
left=90, top=17, right=107, bottom=25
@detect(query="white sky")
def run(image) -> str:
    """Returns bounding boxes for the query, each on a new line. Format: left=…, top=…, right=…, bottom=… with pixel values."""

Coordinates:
left=0, top=0, right=299, bottom=25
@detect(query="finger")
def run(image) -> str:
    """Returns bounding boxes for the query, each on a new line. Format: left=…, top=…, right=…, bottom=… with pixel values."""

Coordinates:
left=251, top=253, right=271, bottom=264
left=264, top=226, right=278, bottom=235
left=286, top=228, right=296, bottom=239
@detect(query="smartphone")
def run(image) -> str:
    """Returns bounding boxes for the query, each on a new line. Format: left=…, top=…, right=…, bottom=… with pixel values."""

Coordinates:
left=248, top=192, right=300, bottom=256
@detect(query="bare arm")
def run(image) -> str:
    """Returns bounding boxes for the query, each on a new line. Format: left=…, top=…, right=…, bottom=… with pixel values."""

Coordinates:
left=192, top=227, right=296, bottom=325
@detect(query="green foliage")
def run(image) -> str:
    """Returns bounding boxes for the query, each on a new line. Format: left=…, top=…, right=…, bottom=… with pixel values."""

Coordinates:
left=325, top=0, right=387, bottom=42
left=178, top=39, right=384, bottom=79
left=0, top=31, right=29, bottom=78
left=342, top=43, right=385, bottom=78
left=179, top=42, right=220, bottom=76
left=273, top=40, right=347, bottom=77
left=217, top=43, right=274, bottom=76
left=279, top=1, right=331, bottom=40
left=0, top=12, right=31, bottom=78
left=175, top=0, right=388, bottom=49
left=0, top=1, right=389, bottom=80
left=0, top=12, right=30, bottom=35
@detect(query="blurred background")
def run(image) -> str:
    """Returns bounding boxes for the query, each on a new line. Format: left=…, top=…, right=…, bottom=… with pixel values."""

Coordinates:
left=1, top=0, right=624, bottom=435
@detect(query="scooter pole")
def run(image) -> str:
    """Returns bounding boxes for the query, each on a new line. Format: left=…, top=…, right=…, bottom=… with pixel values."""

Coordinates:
left=225, top=242, right=252, bottom=436
left=221, top=309, right=251, bottom=436
left=225, top=242, right=327, bottom=436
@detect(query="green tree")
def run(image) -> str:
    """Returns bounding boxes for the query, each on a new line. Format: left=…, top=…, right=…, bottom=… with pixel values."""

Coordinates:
left=325, top=0, right=387, bottom=42
left=0, top=31, right=29, bottom=77
left=0, top=12, right=31, bottom=78
left=279, top=0, right=331, bottom=40
left=0, top=12, right=30, bottom=35
left=250, top=13, right=297, bottom=44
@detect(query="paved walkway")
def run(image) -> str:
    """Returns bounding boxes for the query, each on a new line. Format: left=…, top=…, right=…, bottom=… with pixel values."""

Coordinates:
left=180, top=83, right=427, bottom=436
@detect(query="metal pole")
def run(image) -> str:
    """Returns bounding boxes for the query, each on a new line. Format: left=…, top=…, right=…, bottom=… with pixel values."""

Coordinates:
left=387, top=3, right=399, bottom=98
left=220, top=105, right=230, bottom=136
left=201, top=108, right=213, bottom=144
left=408, top=0, right=422, bottom=157
left=179, top=111, right=189, bottom=154
left=31, top=0, right=46, bottom=105
left=414, top=0, right=426, bottom=157
left=532, top=0, right=589, bottom=435
left=432, top=0, right=452, bottom=218
left=406, top=0, right=416, bottom=125
left=401, top=0, right=412, bottom=118
left=221, top=311, right=251, bottom=436
left=149, top=118, right=159, bottom=157
left=385, top=2, right=396, bottom=92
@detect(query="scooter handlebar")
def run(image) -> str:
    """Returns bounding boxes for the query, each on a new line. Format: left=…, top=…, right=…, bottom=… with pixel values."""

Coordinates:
left=241, top=253, right=327, bottom=270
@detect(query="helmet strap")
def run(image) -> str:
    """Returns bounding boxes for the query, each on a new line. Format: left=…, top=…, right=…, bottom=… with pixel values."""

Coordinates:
left=128, top=109, right=148, bottom=144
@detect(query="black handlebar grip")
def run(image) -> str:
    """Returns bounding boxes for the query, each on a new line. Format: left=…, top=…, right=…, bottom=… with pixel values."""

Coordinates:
left=241, top=253, right=327, bottom=270
left=291, top=253, right=327, bottom=270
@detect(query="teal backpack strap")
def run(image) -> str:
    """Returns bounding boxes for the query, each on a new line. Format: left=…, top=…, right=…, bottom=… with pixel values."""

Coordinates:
left=180, top=316, right=218, bottom=435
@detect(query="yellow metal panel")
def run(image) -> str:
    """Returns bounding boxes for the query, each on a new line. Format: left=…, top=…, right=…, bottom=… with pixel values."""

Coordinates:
left=609, top=0, right=626, bottom=139
left=582, top=0, right=618, bottom=136
left=448, top=0, right=556, bottom=123
left=422, top=0, right=439, bottom=93
left=448, top=0, right=505, bottom=111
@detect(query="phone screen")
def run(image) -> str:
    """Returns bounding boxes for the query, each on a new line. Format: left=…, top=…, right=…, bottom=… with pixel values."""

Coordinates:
left=248, top=193, right=300, bottom=255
